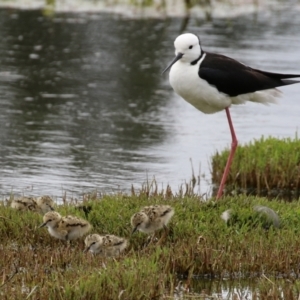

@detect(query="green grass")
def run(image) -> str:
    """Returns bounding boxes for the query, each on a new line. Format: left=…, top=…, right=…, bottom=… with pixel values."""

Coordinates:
left=2, top=194, right=300, bottom=299
left=211, top=135, right=300, bottom=199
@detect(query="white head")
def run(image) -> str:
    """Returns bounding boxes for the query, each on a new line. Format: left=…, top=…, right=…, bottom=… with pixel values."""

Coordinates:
left=174, top=33, right=202, bottom=63
left=163, top=33, right=202, bottom=73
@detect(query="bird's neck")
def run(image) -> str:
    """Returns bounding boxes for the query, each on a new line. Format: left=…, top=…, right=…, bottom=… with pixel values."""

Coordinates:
left=191, top=52, right=205, bottom=66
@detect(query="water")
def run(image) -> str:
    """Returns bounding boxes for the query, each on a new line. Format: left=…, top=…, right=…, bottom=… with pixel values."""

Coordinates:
left=0, top=7, right=300, bottom=200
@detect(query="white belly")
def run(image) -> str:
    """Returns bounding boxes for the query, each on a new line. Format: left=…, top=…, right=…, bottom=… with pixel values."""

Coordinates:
left=48, top=227, right=66, bottom=240
left=169, top=57, right=231, bottom=114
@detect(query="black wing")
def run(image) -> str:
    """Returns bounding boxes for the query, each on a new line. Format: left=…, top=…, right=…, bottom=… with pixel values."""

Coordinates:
left=199, top=52, right=300, bottom=97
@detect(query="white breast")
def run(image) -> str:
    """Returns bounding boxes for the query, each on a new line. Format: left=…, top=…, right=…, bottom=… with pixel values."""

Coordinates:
left=169, top=54, right=231, bottom=114
left=48, top=227, right=66, bottom=240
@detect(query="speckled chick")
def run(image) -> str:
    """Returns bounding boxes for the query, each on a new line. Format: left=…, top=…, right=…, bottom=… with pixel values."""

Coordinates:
left=84, top=234, right=128, bottom=257
left=131, top=205, right=174, bottom=234
left=11, top=197, right=37, bottom=212
left=35, top=196, right=55, bottom=213
left=11, top=195, right=55, bottom=214
left=39, top=211, right=91, bottom=241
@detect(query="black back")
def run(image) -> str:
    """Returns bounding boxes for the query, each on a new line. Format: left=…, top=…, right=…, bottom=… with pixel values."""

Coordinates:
left=199, top=52, right=300, bottom=97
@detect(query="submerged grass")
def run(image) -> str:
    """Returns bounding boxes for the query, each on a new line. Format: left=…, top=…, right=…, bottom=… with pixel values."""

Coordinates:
left=2, top=194, right=300, bottom=298
left=211, top=135, right=300, bottom=199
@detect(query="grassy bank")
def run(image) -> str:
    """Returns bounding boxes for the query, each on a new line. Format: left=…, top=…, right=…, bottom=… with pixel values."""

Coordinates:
left=2, top=194, right=300, bottom=299
left=211, top=135, right=300, bottom=199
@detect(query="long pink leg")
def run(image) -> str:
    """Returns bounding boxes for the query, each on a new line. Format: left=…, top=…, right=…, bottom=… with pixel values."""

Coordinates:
left=216, top=107, right=238, bottom=199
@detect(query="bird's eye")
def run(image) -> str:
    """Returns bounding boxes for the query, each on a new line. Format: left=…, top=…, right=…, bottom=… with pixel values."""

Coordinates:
left=189, top=45, right=193, bottom=49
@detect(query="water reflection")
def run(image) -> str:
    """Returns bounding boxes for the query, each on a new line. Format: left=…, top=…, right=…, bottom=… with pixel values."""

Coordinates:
left=188, top=278, right=300, bottom=299
left=0, top=8, right=299, bottom=199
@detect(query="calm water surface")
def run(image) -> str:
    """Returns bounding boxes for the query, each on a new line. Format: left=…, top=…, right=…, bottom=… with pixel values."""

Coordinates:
left=0, top=8, right=300, bottom=199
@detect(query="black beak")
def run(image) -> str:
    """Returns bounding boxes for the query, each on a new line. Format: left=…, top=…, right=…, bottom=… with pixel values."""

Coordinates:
left=162, top=52, right=183, bottom=74
left=131, top=227, right=138, bottom=235
left=39, top=222, right=47, bottom=228
left=83, top=246, right=90, bottom=253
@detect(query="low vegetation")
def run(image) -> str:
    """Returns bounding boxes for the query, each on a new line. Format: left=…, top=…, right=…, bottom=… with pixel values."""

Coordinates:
left=211, top=135, right=300, bottom=199
left=2, top=192, right=300, bottom=299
